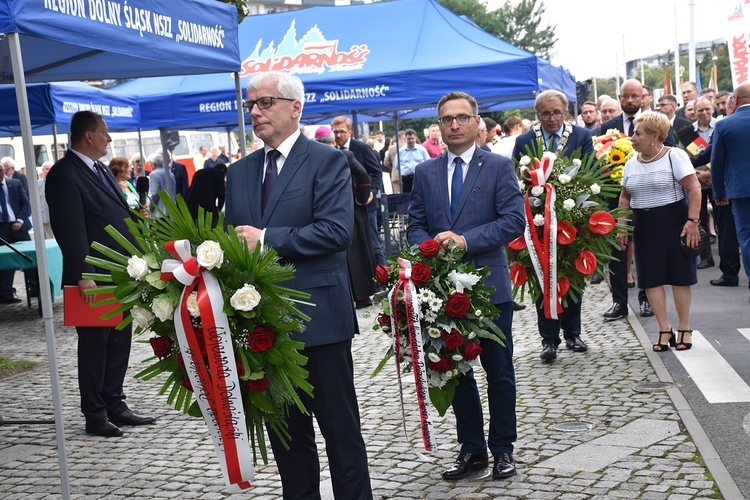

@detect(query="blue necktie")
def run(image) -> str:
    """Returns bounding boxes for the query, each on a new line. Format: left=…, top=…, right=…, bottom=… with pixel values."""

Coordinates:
left=262, top=150, right=281, bottom=214
left=0, top=182, right=9, bottom=222
left=450, top=157, right=463, bottom=219
left=547, top=134, right=557, bottom=151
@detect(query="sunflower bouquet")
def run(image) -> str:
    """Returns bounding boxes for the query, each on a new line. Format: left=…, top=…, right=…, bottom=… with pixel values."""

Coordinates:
left=592, top=128, right=635, bottom=183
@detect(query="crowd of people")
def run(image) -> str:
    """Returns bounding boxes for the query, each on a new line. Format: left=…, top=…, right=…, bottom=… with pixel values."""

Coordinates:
left=2, top=69, right=749, bottom=497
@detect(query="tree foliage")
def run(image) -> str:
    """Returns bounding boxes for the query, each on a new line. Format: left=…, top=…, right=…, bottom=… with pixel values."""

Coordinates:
left=216, top=0, right=248, bottom=23
left=437, top=0, right=557, bottom=59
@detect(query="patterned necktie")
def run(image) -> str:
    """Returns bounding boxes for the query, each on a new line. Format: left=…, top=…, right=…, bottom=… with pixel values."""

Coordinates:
left=0, top=182, right=9, bottom=222
left=627, top=117, right=635, bottom=136
left=262, top=150, right=281, bottom=214
left=450, top=157, right=463, bottom=219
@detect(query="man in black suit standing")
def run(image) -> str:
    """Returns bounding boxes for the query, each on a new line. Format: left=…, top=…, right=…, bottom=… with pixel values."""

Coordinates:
left=185, top=162, right=226, bottom=224
left=227, top=72, right=372, bottom=499
left=2, top=157, right=30, bottom=199
left=331, top=116, right=386, bottom=266
left=46, top=111, right=155, bottom=437
left=676, top=82, right=699, bottom=121
left=0, top=170, right=32, bottom=303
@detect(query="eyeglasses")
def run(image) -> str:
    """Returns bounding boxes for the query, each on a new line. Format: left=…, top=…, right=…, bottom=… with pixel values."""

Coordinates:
left=538, top=111, right=564, bottom=120
left=438, top=114, right=476, bottom=127
left=242, top=96, right=296, bottom=112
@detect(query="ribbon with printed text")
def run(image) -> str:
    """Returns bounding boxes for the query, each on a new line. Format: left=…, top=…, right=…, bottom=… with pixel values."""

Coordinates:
left=160, top=239, right=254, bottom=491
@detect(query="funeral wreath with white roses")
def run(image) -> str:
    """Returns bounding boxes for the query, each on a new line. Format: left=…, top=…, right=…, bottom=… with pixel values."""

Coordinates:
left=82, top=193, right=312, bottom=492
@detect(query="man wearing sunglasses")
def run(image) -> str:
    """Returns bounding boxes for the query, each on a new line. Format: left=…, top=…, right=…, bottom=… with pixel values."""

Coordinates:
left=225, top=72, right=372, bottom=499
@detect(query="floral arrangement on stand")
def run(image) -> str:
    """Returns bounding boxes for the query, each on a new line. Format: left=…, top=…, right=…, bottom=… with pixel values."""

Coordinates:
left=593, top=128, right=635, bottom=184
left=372, top=239, right=505, bottom=451
left=83, top=194, right=312, bottom=492
left=507, top=144, right=630, bottom=319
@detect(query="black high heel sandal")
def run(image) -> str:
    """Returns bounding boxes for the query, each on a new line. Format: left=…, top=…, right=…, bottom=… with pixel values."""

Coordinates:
left=653, top=330, right=676, bottom=352
left=676, top=330, right=693, bottom=351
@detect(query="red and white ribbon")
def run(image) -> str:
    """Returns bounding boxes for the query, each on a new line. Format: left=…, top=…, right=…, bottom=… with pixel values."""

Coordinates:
left=521, top=155, right=561, bottom=319
left=388, top=257, right=436, bottom=452
left=161, top=239, right=254, bottom=491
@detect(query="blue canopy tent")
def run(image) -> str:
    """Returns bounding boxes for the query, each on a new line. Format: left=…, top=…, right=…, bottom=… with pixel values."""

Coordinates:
left=113, top=0, right=576, bottom=130
left=0, top=1, right=240, bottom=498
left=0, top=82, right=141, bottom=136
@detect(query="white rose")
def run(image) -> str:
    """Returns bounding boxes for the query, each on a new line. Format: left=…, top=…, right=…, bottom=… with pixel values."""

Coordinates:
left=519, top=155, right=531, bottom=166
left=533, top=214, right=545, bottom=226
left=186, top=292, right=200, bottom=317
left=563, top=199, right=575, bottom=211
left=151, top=296, right=176, bottom=322
left=572, top=159, right=582, bottom=166
left=131, top=305, right=155, bottom=329
left=196, top=240, right=224, bottom=270
left=451, top=354, right=464, bottom=361
left=126, top=255, right=149, bottom=281
left=558, top=173, right=571, bottom=184
left=230, top=283, right=262, bottom=312
left=590, top=183, right=601, bottom=195
left=518, top=180, right=526, bottom=192
left=531, top=186, right=544, bottom=197
left=468, top=332, right=477, bottom=340
left=427, top=352, right=441, bottom=363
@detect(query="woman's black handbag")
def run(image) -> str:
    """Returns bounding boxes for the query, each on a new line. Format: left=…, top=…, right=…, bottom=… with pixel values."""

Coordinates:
left=680, top=224, right=709, bottom=257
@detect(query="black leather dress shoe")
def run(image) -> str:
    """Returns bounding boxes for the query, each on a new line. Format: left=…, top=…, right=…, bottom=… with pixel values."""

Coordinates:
left=109, top=409, right=156, bottom=426
left=639, top=301, right=653, bottom=317
left=85, top=418, right=123, bottom=437
left=603, top=302, right=627, bottom=321
left=442, top=451, right=488, bottom=480
left=710, top=277, right=739, bottom=287
left=540, top=344, right=557, bottom=361
left=565, top=336, right=588, bottom=352
left=492, top=452, right=517, bottom=479
left=512, top=301, right=526, bottom=311
left=0, top=293, right=22, bottom=304
left=355, top=298, right=373, bottom=309
left=697, top=259, right=715, bottom=269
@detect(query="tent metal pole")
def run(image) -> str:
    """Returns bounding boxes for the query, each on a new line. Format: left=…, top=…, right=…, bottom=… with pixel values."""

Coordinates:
left=159, top=128, right=173, bottom=195
left=7, top=32, right=71, bottom=500
left=52, top=123, right=60, bottom=161
left=235, top=73, right=247, bottom=158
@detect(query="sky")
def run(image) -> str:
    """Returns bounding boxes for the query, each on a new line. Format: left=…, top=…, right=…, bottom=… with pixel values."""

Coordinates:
left=484, top=0, right=736, bottom=81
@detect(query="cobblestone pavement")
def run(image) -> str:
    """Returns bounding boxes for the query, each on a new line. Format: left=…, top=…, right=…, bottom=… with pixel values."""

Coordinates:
left=0, top=278, right=728, bottom=499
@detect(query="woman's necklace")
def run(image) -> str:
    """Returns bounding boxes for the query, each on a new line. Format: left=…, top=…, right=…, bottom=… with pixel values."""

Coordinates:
left=639, top=144, right=665, bottom=163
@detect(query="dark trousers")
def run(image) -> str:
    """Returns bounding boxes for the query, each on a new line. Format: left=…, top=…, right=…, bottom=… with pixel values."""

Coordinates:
left=452, top=301, right=516, bottom=455
left=401, top=174, right=414, bottom=193
left=535, top=293, right=582, bottom=347
left=76, top=323, right=132, bottom=419
left=608, top=246, right=629, bottom=305
left=267, top=340, right=372, bottom=500
left=715, top=202, right=741, bottom=283
left=367, top=203, right=385, bottom=266
left=0, top=223, right=37, bottom=296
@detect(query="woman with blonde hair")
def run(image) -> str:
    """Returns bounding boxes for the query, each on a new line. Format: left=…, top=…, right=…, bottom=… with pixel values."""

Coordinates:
left=617, top=112, right=702, bottom=352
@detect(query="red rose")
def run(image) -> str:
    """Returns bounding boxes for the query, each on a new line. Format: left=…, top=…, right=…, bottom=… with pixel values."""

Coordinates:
left=588, top=211, right=616, bottom=235
left=410, top=262, right=432, bottom=286
left=445, top=292, right=471, bottom=318
left=248, top=325, right=275, bottom=352
left=428, top=358, right=452, bottom=373
left=179, top=376, right=193, bottom=391
left=246, top=375, right=270, bottom=392
left=510, top=262, right=528, bottom=286
left=441, top=328, right=464, bottom=350
left=375, top=264, right=391, bottom=285
left=149, top=336, right=172, bottom=359
left=507, top=236, right=527, bottom=251
left=574, top=250, right=597, bottom=275
left=556, top=221, right=577, bottom=245
left=461, top=341, right=483, bottom=361
left=557, top=276, right=570, bottom=297
left=419, top=239, right=441, bottom=258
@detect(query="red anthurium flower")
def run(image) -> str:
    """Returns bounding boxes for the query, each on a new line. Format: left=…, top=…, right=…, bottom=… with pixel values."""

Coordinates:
left=588, top=211, right=616, bottom=235
left=507, top=236, right=526, bottom=251
left=574, top=250, right=597, bottom=275
left=556, top=221, right=577, bottom=245
left=510, top=262, right=527, bottom=286
left=557, top=276, right=570, bottom=297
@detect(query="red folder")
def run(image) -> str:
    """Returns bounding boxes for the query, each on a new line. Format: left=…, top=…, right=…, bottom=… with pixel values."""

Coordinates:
left=63, top=286, right=123, bottom=327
